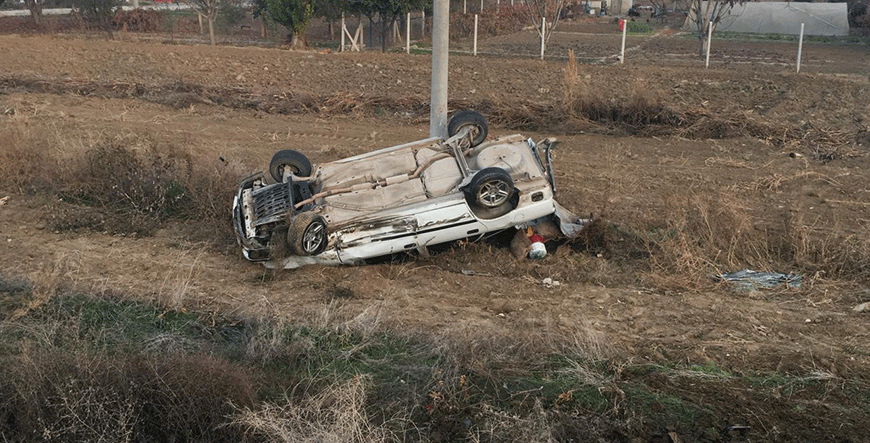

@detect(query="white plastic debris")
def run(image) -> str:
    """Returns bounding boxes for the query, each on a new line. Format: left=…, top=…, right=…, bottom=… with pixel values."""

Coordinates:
left=529, top=241, right=547, bottom=259
left=542, top=278, right=561, bottom=288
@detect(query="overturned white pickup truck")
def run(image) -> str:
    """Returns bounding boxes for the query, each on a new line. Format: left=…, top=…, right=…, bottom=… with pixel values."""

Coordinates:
left=232, top=111, right=582, bottom=269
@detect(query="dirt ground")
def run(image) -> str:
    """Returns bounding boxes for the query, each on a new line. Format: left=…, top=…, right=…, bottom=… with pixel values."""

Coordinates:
left=1, top=27, right=870, bottom=441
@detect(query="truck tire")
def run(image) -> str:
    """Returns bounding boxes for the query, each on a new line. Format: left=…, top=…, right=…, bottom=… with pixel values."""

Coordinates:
left=447, top=110, right=488, bottom=147
left=465, top=167, right=514, bottom=209
left=287, top=212, right=328, bottom=256
left=269, top=150, right=312, bottom=183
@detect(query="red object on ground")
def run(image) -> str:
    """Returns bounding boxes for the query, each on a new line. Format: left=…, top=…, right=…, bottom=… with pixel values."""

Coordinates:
left=618, top=18, right=625, bottom=31
left=529, top=234, right=544, bottom=244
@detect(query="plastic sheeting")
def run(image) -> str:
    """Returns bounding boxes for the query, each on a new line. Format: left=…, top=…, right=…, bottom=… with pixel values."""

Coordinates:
left=685, top=2, right=849, bottom=36
left=554, top=201, right=590, bottom=238
left=715, top=269, right=802, bottom=290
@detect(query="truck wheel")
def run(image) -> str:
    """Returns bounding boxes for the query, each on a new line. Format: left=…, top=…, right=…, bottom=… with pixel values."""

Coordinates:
left=465, top=167, right=514, bottom=209
left=269, top=150, right=312, bottom=183
left=447, top=110, right=488, bottom=147
left=288, top=212, right=328, bottom=256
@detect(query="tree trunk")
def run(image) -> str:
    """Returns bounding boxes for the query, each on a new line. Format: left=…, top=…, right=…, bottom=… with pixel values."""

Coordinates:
left=328, top=20, right=334, bottom=40
left=381, top=16, right=397, bottom=52
left=380, top=17, right=388, bottom=52
left=198, top=13, right=204, bottom=35
left=368, top=16, right=374, bottom=49
left=28, top=4, right=42, bottom=26
left=698, top=33, right=704, bottom=57
left=290, top=32, right=306, bottom=49
left=208, top=15, right=215, bottom=45
left=260, top=16, right=266, bottom=38
left=105, top=17, right=114, bottom=39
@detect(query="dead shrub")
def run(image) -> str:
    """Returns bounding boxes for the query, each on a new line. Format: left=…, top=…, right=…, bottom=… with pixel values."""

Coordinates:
left=560, top=57, right=684, bottom=134
left=130, top=354, right=256, bottom=442
left=777, top=213, right=870, bottom=282
left=0, top=122, right=238, bottom=238
left=66, top=139, right=191, bottom=222
left=0, top=350, right=255, bottom=443
left=639, top=192, right=870, bottom=289
left=231, top=375, right=389, bottom=443
left=113, top=9, right=162, bottom=32
left=448, top=5, right=529, bottom=41
left=0, top=275, right=34, bottom=321
left=0, top=121, right=56, bottom=194
left=643, top=193, right=772, bottom=289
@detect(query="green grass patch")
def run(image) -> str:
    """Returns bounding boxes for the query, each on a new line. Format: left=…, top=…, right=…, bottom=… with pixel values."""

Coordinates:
left=626, top=20, right=653, bottom=34
left=624, top=385, right=712, bottom=431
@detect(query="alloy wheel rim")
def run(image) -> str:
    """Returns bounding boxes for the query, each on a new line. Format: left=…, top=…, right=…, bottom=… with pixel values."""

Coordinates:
left=302, top=222, right=324, bottom=253
left=478, top=180, right=510, bottom=207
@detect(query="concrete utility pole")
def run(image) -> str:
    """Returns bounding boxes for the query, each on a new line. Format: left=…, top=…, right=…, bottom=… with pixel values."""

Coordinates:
left=429, top=0, right=449, bottom=138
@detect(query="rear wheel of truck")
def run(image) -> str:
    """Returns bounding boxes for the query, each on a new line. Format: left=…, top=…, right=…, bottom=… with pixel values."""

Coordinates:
left=466, top=167, right=514, bottom=210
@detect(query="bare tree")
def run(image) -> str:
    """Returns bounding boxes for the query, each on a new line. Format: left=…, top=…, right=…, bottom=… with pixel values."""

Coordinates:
left=74, top=0, right=121, bottom=38
left=521, top=0, right=565, bottom=54
left=182, top=0, right=221, bottom=45
left=671, top=0, right=691, bottom=12
left=687, top=0, right=745, bottom=57
left=24, top=0, right=44, bottom=25
left=647, top=0, right=667, bottom=14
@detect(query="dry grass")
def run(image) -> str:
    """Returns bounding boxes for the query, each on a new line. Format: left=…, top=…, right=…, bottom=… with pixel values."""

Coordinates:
left=634, top=189, right=870, bottom=290
left=0, top=117, right=55, bottom=194
left=231, top=376, right=392, bottom=443
left=1, top=349, right=255, bottom=443
left=641, top=192, right=773, bottom=289
left=0, top=117, right=240, bottom=240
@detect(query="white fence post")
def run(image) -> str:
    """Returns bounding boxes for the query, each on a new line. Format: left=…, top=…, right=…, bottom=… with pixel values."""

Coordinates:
left=464, top=0, right=467, bottom=14
left=540, top=16, right=546, bottom=59
left=796, top=22, right=805, bottom=73
left=406, top=12, right=411, bottom=53
left=480, top=0, right=483, bottom=12
left=705, top=21, right=713, bottom=68
left=421, top=10, right=425, bottom=37
left=620, top=18, right=627, bottom=63
left=473, top=14, right=478, bottom=56
left=341, top=13, right=345, bottom=52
